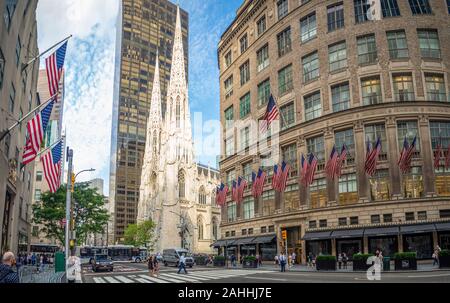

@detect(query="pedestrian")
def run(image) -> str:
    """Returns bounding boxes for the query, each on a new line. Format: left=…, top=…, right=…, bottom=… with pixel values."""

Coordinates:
left=274, top=255, right=279, bottom=265
left=0, top=252, right=20, bottom=283
left=279, top=252, right=287, bottom=272
left=338, top=253, right=342, bottom=269
left=258, top=254, right=262, bottom=267
left=288, top=254, right=292, bottom=269
left=153, top=255, right=159, bottom=277
left=177, top=253, right=188, bottom=274
left=378, top=250, right=384, bottom=271
left=148, top=255, right=154, bottom=276
left=307, top=252, right=313, bottom=267
left=292, top=252, right=296, bottom=266
left=39, top=255, right=44, bottom=272
left=342, top=253, right=348, bottom=269
left=433, top=245, right=441, bottom=266
left=31, top=253, right=36, bottom=266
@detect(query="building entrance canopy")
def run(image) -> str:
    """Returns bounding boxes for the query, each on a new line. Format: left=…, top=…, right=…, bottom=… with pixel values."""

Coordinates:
left=211, top=234, right=276, bottom=248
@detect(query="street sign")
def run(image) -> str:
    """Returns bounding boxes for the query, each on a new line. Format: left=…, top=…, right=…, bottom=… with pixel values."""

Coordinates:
left=281, top=230, right=287, bottom=240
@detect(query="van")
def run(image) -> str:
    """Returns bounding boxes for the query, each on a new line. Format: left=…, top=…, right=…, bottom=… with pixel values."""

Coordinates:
left=162, top=248, right=194, bottom=267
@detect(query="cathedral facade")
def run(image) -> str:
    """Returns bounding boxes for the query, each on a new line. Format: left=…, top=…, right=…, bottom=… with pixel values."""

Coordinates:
left=137, top=6, right=221, bottom=254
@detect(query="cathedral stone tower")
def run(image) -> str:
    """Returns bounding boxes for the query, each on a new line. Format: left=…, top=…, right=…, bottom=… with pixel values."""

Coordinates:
left=138, top=6, right=220, bottom=254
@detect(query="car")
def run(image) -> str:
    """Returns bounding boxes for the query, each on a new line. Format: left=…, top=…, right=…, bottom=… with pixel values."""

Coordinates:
left=91, top=254, right=114, bottom=272
left=162, top=248, right=194, bottom=268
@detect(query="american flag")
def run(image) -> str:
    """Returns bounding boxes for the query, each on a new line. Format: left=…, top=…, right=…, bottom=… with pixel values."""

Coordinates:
left=365, top=138, right=382, bottom=176
left=300, top=154, right=308, bottom=186
left=325, top=146, right=339, bottom=180
left=433, top=141, right=442, bottom=169
left=260, top=95, right=279, bottom=133
left=277, top=161, right=290, bottom=192
left=306, top=153, right=318, bottom=186
left=335, top=144, right=348, bottom=178
left=272, top=164, right=281, bottom=191
left=231, top=180, right=238, bottom=202
left=446, top=144, right=450, bottom=169
left=398, top=137, right=409, bottom=170
left=46, top=41, right=67, bottom=101
left=236, top=177, right=247, bottom=203
left=22, top=101, right=55, bottom=165
left=216, top=183, right=228, bottom=206
left=251, top=169, right=266, bottom=198
left=399, top=137, right=416, bottom=174
left=41, top=140, right=63, bottom=193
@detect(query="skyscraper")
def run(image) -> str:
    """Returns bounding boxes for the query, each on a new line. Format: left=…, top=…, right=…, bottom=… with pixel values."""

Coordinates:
left=109, top=0, right=189, bottom=243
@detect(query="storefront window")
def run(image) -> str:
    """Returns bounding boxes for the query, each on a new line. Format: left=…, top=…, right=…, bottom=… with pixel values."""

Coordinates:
left=404, top=233, right=433, bottom=259
left=284, top=184, right=299, bottom=211
left=403, top=166, right=423, bottom=198
left=240, top=245, right=256, bottom=257
left=436, top=170, right=450, bottom=196
left=310, top=178, right=327, bottom=208
left=306, top=240, right=331, bottom=258
left=336, top=239, right=362, bottom=260
left=370, top=169, right=390, bottom=201
left=368, top=236, right=398, bottom=257
left=260, top=242, right=277, bottom=261
left=439, top=233, right=450, bottom=250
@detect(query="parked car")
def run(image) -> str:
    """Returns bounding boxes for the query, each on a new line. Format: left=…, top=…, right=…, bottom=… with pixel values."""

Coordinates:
left=92, top=254, right=114, bottom=272
left=162, top=248, right=194, bottom=268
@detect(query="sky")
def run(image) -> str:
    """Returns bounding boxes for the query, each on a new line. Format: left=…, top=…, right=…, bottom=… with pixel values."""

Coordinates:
left=36, top=0, right=242, bottom=195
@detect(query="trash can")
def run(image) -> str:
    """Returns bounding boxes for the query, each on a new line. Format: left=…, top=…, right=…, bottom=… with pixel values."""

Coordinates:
left=383, top=257, right=390, bottom=271
left=55, top=252, right=65, bottom=273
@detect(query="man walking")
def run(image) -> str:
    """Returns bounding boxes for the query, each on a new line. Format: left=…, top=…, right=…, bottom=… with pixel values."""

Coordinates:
left=279, top=252, right=287, bottom=272
left=177, top=253, right=188, bottom=274
left=0, top=252, right=20, bottom=283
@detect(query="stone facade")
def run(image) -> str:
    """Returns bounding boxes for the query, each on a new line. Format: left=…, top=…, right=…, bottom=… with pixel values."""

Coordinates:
left=217, top=0, right=450, bottom=263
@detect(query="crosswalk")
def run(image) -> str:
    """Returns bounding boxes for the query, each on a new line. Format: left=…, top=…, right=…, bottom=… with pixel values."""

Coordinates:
left=91, top=269, right=272, bottom=284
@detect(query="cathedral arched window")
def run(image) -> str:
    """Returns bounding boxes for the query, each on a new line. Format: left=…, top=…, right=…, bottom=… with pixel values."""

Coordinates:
left=212, top=217, right=218, bottom=241
left=178, top=170, right=185, bottom=198
left=197, top=216, right=204, bottom=240
left=198, top=186, right=206, bottom=204
left=152, top=130, right=157, bottom=154
left=211, top=190, right=216, bottom=205
left=176, top=96, right=181, bottom=128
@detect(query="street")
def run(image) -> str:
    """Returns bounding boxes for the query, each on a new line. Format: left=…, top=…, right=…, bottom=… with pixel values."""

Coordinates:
left=81, top=262, right=450, bottom=283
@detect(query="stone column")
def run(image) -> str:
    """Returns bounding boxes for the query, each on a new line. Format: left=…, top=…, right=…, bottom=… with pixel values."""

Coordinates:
left=418, top=115, right=436, bottom=196
left=432, top=231, right=439, bottom=250
left=324, top=127, right=337, bottom=205
left=386, top=116, right=402, bottom=197
left=354, top=121, right=370, bottom=201
left=331, top=238, right=337, bottom=256
left=398, top=234, right=403, bottom=253
left=363, top=236, right=369, bottom=254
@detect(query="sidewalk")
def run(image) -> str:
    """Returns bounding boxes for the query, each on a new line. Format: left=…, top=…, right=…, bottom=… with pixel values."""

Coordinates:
left=19, top=265, right=66, bottom=283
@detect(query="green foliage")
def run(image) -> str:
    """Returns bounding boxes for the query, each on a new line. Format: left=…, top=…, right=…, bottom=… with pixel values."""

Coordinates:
left=244, top=255, right=257, bottom=262
left=124, top=220, right=155, bottom=248
left=214, top=255, right=226, bottom=261
left=440, top=250, right=450, bottom=257
left=32, top=183, right=109, bottom=245
left=316, top=255, right=336, bottom=261
left=353, top=253, right=374, bottom=261
left=394, top=252, right=417, bottom=259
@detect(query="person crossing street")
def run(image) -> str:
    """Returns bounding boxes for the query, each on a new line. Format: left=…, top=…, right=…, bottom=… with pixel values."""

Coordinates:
left=177, top=253, right=188, bottom=274
left=279, top=252, right=287, bottom=272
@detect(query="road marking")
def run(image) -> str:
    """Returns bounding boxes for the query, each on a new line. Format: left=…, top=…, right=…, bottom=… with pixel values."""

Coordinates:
left=138, top=274, right=171, bottom=283
left=93, top=277, right=106, bottom=283
left=104, top=276, right=120, bottom=283
left=244, top=276, right=287, bottom=281
left=115, top=276, right=134, bottom=283
left=407, top=273, right=450, bottom=278
left=161, top=273, right=204, bottom=282
left=135, top=278, right=152, bottom=283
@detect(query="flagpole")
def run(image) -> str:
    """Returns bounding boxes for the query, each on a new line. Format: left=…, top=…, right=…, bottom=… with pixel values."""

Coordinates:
left=271, top=95, right=288, bottom=129
left=21, top=35, right=72, bottom=72
left=36, top=136, right=65, bottom=158
left=0, top=93, right=58, bottom=142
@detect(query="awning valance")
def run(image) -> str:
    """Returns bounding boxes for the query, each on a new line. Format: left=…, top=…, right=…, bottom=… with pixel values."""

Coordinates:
left=331, top=229, right=364, bottom=238
left=252, top=235, right=276, bottom=244
left=435, top=222, right=450, bottom=231
left=303, top=231, right=332, bottom=241
left=364, top=226, right=399, bottom=237
left=400, top=224, right=436, bottom=234
left=234, top=237, right=256, bottom=245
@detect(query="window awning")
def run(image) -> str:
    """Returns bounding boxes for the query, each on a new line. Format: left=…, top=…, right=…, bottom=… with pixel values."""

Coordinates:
left=252, top=235, right=276, bottom=244
left=234, top=237, right=256, bottom=245
left=303, top=231, right=332, bottom=241
left=435, top=222, right=450, bottom=231
left=400, top=224, right=436, bottom=234
left=364, top=226, right=400, bottom=237
left=331, top=229, right=364, bottom=238
left=210, top=239, right=237, bottom=247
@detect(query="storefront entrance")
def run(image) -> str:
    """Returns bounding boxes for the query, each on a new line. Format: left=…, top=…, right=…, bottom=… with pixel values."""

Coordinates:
left=239, top=244, right=256, bottom=257
left=403, top=233, right=433, bottom=259
left=368, top=236, right=398, bottom=257
left=306, top=240, right=331, bottom=258
left=438, top=232, right=450, bottom=250
left=336, top=238, right=363, bottom=260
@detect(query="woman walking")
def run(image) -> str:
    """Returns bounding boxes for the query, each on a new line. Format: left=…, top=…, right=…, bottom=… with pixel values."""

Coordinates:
left=148, top=255, right=155, bottom=277
left=153, top=255, right=159, bottom=277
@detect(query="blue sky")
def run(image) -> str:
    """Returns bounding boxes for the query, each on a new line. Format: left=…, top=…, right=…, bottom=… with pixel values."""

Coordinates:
left=36, top=0, right=242, bottom=195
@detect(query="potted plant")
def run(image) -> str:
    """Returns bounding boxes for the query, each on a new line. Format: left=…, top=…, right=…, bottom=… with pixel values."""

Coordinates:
left=193, top=254, right=208, bottom=266
left=316, top=255, right=336, bottom=271
left=439, top=250, right=450, bottom=268
left=243, top=256, right=258, bottom=268
left=352, top=253, right=375, bottom=271
left=394, top=252, right=417, bottom=270
left=213, top=255, right=226, bottom=267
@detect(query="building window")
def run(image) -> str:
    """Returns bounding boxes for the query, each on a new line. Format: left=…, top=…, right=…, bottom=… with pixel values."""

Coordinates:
left=431, top=121, right=450, bottom=196
left=331, top=82, right=350, bottom=112
left=425, top=73, right=447, bottom=102
left=307, top=136, right=325, bottom=163
left=224, top=106, right=234, bottom=129
left=239, top=93, right=251, bottom=118
left=277, top=0, right=288, bottom=19
left=282, top=143, right=298, bottom=177
left=327, top=3, right=344, bottom=32
left=212, top=219, right=218, bottom=240
left=310, top=178, right=327, bottom=208
left=350, top=217, right=359, bottom=225
left=387, top=30, right=409, bottom=59
left=405, top=212, right=415, bottom=221
left=225, top=137, right=234, bottom=157
left=9, top=83, right=15, bottom=113
left=339, top=217, right=347, bottom=226
left=319, top=219, right=327, bottom=228
left=257, top=44, right=269, bottom=72
left=257, top=79, right=271, bottom=106
left=302, top=51, right=319, bottom=83
left=261, top=226, right=267, bottom=233
left=224, top=76, right=233, bottom=99
left=447, top=0, right=450, bottom=13
left=335, top=128, right=355, bottom=164
left=242, top=229, right=247, bottom=235
left=417, top=211, right=427, bottom=220
left=393, top=73, right=414, bottom=101
left=240, top=61, right=250, bottom=85
left=397, top=121, right=420, bottom=152
left=329, top=41, right=347, bottom=72
left=370, top=169, right=390, bottom=201
left=4, top=0, right=17, bottom=29
left=257, top=16, right=266, bottom=36
left=304, top=91, right=321, bottom=122
left=198, top=187, right=206, bottom=205
left=34, top=189, right=42, bottom=202
left=309, top=221, right=317, bottom=228
left=409, top=0, right=432, bottom=15
left=197, top=217, right=204, bottom=240
left=268, top=225, right=275, bottom=233
left=231, top=231, right=235, bottom=237
left=240, top=127, right=250, bottom=150
left=403, top=167, right=423, bottom=198
left=248, top=228, right=254, bottom=235
left=357, top=34, right=377, bottom=65
left=277, top=27, right=292, bottom=57
left=381, top=0, right=400, bottom=17
left=178, top=171, right=185, bottom=198
left=383, top=214, right=393, bottom=223
left=365, top=124, right=388, bottom=160
left=227, top=202, right=237, bottom=222
left=224, top=51, right=232, bottom=68
left=339, top=173, right=358, bottom=205
left=226, top=170, right=235, bottom=189
left=300, top=13, right=317, bottom=43
left=243, top=162, right=252, bottom=186
left=280, top=102, right=295, bottom=130
left=361, top=76, right=382, bottom=105
left=0, top=49, right=5, bottom=89
left=354, top=0, right=370, bottom=23
left=278, top=64, right=293, bottom=95
left=440, top=209, right=450, bottom=218
left=15, top=36, right=21, bottom=67
left=240, top=34, right=248, bottom=54
left=371, top=215, right=381, bottom=224
left=418, top=29, right=441, bottom=59
left=243, top=197, right=254, bottom=220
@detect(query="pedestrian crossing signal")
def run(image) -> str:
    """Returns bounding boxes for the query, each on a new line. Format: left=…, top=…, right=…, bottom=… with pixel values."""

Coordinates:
left=281, top=230, right=287, bottom=240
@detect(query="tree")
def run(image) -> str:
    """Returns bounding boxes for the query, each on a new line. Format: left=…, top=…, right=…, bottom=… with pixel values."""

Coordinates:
left=124, top=220, right=155, bottom=249
left=32, top=183, right=109, bottom=245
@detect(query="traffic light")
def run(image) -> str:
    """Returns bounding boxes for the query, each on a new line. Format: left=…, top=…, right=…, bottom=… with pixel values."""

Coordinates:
left=69, top=239, right=75, bottom=248
left=281, top=230, right=287, bottom=240
left=71, top=173, right=75, bottom=192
